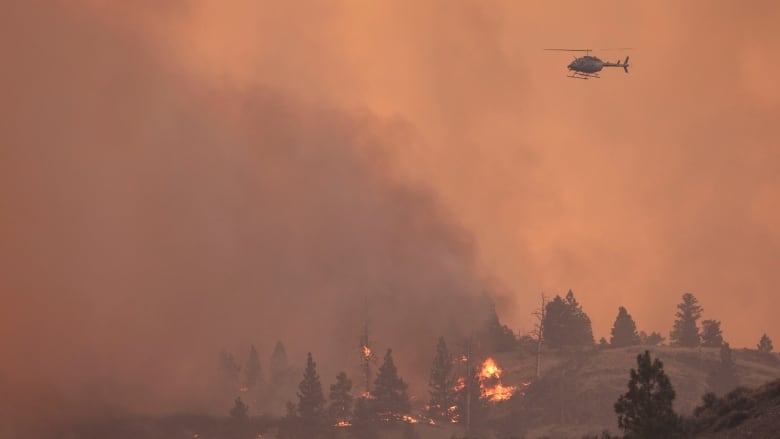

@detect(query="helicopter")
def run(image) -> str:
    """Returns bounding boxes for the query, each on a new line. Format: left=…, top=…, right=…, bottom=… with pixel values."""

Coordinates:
left=544, top=48, right=630, bottom=79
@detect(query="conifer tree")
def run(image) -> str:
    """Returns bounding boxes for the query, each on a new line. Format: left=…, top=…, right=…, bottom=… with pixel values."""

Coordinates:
left=229, top=396, right=249, bottom=420
left=244, top=344, right=262, bottom=389
left=598, top=337, right=609, bottom=348
left=220, top=350, right=242, bottom=386
left=707, top=342, right=738, bottom=395
left=372, top=349, right=411, bottom=418
left=297, top=352, right=326, bottom=426
left=757, top=333, right=773, bottom=353
left=701, top=320, right=724, bottom=347
left=641, top=331, right=665, bottom=346
left=610, top=306, right=640, bottom=347
left=614, top=351, right=684, bottom=438
left=328, top=372, right=353, bottom=423
left=454, top=365, right=486, bottom=427
left=271, top=341, right=290, bottom=384
left=542, top=290, right=594, bottom=348
left=670, top=292, right=703, bottom=347
left=428, top=336, right=456, bottom=420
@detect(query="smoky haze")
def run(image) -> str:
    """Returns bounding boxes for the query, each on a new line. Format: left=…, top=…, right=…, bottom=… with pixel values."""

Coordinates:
left=3, top=0, right=780, bottom=436
left=0, top=2, right=497, bottom=435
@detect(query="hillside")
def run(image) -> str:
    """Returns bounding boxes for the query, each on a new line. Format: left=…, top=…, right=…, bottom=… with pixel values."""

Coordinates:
left=487, top=345, right=780, bottom=438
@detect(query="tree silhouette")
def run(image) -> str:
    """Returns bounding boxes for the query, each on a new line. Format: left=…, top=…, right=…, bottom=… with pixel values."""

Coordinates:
left=220, top=350, right=242, bottom=387
left=328, top=371, right=353, bottom=424
left=757, top=333, right=773, bottom=353
left=297, top=352, right=326, bottom=426
left=244, top=345, right=262, bottom=389
left=670, top=293, right=702, bottom=347
left=229, top=396, right=249, bottom=420
left=428, top=336, right=456, bottom=420
left=707, top=342, right=738, bottom=395
left=701, top=320, right=724, bottom=347
left=542, top=290, right=594, bottom=349
left=372, top=349, right=411, bottom=419
left=610, top=306, right=640, bottom=347
left=614, top=350, right=684, bottom=438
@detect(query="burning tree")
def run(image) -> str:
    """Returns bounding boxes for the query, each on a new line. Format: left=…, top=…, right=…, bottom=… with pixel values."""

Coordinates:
left=371, top=349, right=411, bottom=421
left=428, top=336, right=457, bottom=420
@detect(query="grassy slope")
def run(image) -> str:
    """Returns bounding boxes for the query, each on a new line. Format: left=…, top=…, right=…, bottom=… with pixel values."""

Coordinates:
left=489, top=346, right=780, bottom=439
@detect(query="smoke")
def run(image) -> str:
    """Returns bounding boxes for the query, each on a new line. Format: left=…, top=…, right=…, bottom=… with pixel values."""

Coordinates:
left=0, top=2, right=498, bottom=435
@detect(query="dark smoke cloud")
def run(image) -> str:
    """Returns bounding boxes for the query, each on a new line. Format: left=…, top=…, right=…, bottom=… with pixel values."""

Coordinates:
left=0, top=2, right=496, bottom=435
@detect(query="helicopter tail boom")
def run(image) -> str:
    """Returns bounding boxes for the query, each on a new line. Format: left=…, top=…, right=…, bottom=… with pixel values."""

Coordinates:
left=602, top=56, right=630, bottom=73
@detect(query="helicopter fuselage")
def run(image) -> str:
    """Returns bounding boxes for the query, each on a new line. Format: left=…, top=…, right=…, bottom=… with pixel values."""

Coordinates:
left=568, top=56, right=605, bottom=73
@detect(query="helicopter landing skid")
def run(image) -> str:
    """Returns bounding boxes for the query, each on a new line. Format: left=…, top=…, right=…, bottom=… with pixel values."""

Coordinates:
left=568, top=72, right=600, bottom=79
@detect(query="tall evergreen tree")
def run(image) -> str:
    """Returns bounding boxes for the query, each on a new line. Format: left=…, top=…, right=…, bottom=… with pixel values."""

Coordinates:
left=614, top=351, right=684, bottom=438
left=542, top=290, right=594, bottom=348
left=707, top=342, right=738, bottom=395
left=428, top=337, right=456, bottom=420
left=700, top=320, right=724, bottom=347
left=297, top=352, right=326, bottom=426
left=610, top=306, right=641, bottom=347
left=328, top=372, right=353, bottom=423
left=454, top=364, right=486, bottom=427
left=479, top=300, right=517, bottom=353
left=670, top=292, right=703, bottom=347
left=271, top=341, right=290, bottom=384
left=757, top=333, right=774, bottom=353
left=220, top=350, right=241, bottom=386
left=244, top=345, right=262, bottom=389
left=372, top=349, right=411, bottom=418
left=229, top=396, right=249, bottom=420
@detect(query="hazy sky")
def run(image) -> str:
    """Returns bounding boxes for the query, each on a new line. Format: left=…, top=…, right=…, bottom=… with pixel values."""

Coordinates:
left=2, top=0, right=780, bottom=432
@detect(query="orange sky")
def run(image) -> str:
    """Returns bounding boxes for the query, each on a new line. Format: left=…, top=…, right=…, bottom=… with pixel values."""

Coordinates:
left=157, top=0, right=780, bottom=344
left=2, top=0, right=780, bottom=432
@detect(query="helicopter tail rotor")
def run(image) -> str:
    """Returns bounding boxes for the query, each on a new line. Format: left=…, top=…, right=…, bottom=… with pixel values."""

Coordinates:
left=623, top=56, right=629, bottom=73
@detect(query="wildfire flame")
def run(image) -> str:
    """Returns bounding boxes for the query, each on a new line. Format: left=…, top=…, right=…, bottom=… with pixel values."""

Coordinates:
left=335, top=421, right=352, bottom=428
left=478, top=357, right=516, bottom=402
left=362, top=345, right=371, bottom=360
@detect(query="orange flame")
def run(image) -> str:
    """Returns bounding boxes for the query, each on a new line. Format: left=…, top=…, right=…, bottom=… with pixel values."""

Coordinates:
left=478, top=357, right=516, bottom=402
left=335, top=421, right=352, bottom=428
left=362, top=345, right=371, bottom=360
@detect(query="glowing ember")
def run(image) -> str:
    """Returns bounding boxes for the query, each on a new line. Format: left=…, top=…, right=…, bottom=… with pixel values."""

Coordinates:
left=362, top=345, right=371, bottom=360
left=453, top=377, right=465, bottom=392
left=402, top=415, right=419, bottom=424
left=335, top=421, right=352, bottom=428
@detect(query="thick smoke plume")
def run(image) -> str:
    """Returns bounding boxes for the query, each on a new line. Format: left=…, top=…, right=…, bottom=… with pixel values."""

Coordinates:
left=0, top=2, right=497, bottom=435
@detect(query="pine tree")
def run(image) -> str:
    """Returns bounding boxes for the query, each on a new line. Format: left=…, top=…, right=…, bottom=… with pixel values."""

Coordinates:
left=297, top=352, right=326, bottom=426
left=707, top=342, right=738, bottom=395
left=372, top=349, right=411, bottom=419
left=670, top=292, right=703, bottom=347
left=271, top=341, right=290, bottom=384
left=428, top=336, right=456, bottom=420
left=542, top=290, right=594, bottom=348
left=701, top=320, right=724, bottom=347
left=454, top=365, right=486, bottom=427
left=757, top=333, right=774, bottom=353
left=220, top=350, right=241, bottom=387
left=598, top=337, right=609, bottom=348
left=328, top=372, right=353, bottom=423
left=479, top=300, right=517, bottom=353
left=610, top=306, right=640, bottom=348
left=244, top=345, right=262, bottom=389
left=614, top=351, right=684, bottom=438
left=229, top=396, right=249, bottom=420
